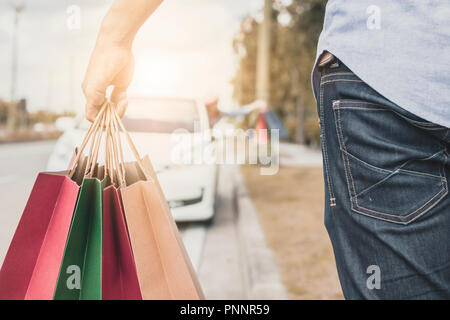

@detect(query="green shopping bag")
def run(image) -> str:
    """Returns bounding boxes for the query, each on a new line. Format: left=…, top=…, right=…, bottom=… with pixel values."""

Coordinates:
left=53, top=108, right=109, bottom=299
left=53, top=176, right=106, bottom=300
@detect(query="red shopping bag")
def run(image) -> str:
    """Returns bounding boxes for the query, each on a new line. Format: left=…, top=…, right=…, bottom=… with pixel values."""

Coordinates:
left=0, top=171, right=80, bottom=300
left=0, top=104, right=108, bottom=300
left=102, top=184, right=142, bottom=300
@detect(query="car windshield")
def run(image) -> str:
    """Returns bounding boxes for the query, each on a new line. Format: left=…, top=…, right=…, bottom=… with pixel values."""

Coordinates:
left=78, top=98, right=200, bottom=133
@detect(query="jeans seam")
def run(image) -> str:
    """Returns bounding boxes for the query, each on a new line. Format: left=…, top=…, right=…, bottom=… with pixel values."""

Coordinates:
left=335, top=99, right=444, bottom=130
left=409, top=123, right=447, bottom=130
left=321, top=72, right=355, bottom=79
left=341, top=147, right=391, bottom=175
left=322, top=79, right=364, bottom=85
left=333, top=101, right=448, bottom=224
left=343, top=147, right=446, bottom=180
left=332, top=100, right=385, bottom=108
left=356, top=181, right=446, bottom=219
left=335, top=107, right=388, bottom=111
left=443, top=129, right=450, bottom=141
left=349, top=185, right=447, bottom=225
left=319, top=81, right=336, bottom=207
left=334, top=101, right=358, bottom=203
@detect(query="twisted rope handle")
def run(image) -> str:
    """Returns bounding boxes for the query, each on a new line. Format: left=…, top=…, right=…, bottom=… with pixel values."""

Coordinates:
left=109, top=105, right=127, bottom=187
left=104, top=104, right=114, bottom=184
left=110, top=105, right=151, bottom=182
left=85, top=110, right=107, bottom=178
left=107, top=103, right=126, bottom=187
left=68, top=101, right=151, bottom=185
left=68, top=102, right=108, bottom=179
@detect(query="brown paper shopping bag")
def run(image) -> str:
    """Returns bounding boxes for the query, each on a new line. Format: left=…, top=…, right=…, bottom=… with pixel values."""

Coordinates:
left=110, top=108, right=204, bottom=300
left=120, top=158, right=204, bottom=300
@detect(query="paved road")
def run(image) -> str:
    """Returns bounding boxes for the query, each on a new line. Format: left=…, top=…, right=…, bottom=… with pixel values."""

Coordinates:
left=0, top=141, right=247, bottom=299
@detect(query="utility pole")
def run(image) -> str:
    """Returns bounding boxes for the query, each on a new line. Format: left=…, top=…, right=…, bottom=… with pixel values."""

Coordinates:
left=8, top=1, right=25, bottom=131
left=69, top=55, right=75, bottom=113
left=292, top=68, right=305, bottom=144
left=256, top=0, right=271, bottom=103
left=47, top=69, right=53, bottom=111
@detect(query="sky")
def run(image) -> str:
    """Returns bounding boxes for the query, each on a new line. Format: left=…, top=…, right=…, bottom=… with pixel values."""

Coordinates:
left=0, top=0, right=265, bottom=114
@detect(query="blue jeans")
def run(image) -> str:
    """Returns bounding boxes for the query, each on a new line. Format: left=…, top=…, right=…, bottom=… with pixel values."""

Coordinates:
left=316, top=57, right=450, bottom=299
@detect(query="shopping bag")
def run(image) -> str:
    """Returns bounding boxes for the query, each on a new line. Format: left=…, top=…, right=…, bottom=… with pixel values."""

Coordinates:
left=120, top=159, right=203, bottom=300
left=114, top=115, right=204, bottom=300
left=142, top=156, right=204, bottom=299
left=0, top=170, right=81, bottom=300
left=52, top=176, right=104, bottom=300
left=53, top=104, right=110, bottom=300
left=102, top=184, right=142, bottom=300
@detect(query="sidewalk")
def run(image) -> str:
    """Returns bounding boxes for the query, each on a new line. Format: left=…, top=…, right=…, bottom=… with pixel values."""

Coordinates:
left=234, top=168, right=288, bottom=299
left=198, top=165, right=287, bottom=299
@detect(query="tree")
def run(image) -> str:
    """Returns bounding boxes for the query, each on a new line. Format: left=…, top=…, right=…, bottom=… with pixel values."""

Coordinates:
left=0, top=99, right=9, bottom=125
left=232, top=0, right=326, bottom=144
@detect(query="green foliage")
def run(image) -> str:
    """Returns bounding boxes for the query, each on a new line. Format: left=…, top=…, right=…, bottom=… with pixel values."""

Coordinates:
left=233, top=0, right=326, bottom=143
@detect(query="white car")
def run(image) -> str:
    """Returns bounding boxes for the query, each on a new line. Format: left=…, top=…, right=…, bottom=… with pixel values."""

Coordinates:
left=47, top=97, right=218, bottom=222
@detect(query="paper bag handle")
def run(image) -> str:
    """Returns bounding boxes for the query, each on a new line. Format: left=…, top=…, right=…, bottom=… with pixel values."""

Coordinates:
left=68, top=102, right=108, bottom=179
left=110, top=104, right=151, bottom=182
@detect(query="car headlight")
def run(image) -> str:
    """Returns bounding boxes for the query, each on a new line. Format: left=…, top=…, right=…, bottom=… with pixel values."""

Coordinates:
left=167, top=188, right=204, bottom=208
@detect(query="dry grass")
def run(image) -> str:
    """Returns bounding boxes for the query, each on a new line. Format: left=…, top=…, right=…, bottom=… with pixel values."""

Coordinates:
left=241, top=165, right=344, bottom=300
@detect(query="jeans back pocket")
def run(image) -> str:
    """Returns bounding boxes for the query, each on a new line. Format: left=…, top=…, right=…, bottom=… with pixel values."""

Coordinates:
left=333, top=100, right=448, bottom=225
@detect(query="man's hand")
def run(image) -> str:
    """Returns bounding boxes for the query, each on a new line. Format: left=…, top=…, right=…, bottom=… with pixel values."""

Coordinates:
left=82, top=0, right=163, bottom=122
left=82, top=43, right=134, bottom=122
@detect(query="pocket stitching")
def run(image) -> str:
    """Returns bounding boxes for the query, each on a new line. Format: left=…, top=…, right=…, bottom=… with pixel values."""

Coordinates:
left=351, top=180, right=447, bottom=225
left=322, top=79, right=364, bottom=86
left=333, top=100, right=386, bottom=109
left=344, top=147, right=445, bottom=180
left=355, top=180, right=446, bottom=219
left=334, top=100, right=448, bottom=224
left=334, top=99, right=444, bottom=130
left=334, top=101, right=359, bottom=206
left=321, top=72, right=355, bottom=79
left=319, top=81, right=336, bottom=207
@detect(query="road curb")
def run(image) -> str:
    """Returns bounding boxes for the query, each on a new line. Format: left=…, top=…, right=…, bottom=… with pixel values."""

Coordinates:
left=234, top=168, right=288, bottom=300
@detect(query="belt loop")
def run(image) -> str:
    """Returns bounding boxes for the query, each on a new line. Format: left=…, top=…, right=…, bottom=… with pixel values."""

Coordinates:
left=318, top=51, right=336, bottom=72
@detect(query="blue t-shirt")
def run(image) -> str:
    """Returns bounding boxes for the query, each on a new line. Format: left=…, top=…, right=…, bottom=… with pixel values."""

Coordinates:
left=313, top=0, right=450, bottom=128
